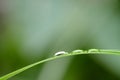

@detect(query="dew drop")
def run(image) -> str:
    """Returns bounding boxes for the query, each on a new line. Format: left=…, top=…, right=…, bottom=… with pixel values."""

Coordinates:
left=88, top=49, right=99, bottom=53
left=72, top=50, right=84, bottom=53
left=54, top=51, right=68, bottom=56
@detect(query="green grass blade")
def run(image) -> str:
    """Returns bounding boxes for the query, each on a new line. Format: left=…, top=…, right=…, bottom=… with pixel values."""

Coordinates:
left=0, top=49, right=120, bottom=80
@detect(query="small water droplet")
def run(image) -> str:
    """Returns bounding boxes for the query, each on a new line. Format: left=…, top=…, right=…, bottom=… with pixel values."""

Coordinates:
left=88, top=49, right=99, bottom=53
left=54, top=51, right=68, bottom=56
left=72, top=50, right=84, bottom=53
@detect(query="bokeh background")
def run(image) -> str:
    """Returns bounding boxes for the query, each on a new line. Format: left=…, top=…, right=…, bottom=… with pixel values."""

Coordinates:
left=0, top=0, right=120, bottom=80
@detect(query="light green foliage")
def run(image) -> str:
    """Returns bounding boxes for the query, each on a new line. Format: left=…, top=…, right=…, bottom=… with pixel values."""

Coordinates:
left=0, top=49, right=120, bottom=80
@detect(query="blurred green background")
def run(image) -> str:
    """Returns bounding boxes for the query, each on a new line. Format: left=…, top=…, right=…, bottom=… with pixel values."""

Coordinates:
left=0, top=0, right=120, bottom=80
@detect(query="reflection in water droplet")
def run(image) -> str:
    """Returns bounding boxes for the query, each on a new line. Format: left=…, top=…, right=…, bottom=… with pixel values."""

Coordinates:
left=72, top=50, right=84, bottom=53
left=88, top=49, right=99, bottom=53
left=54, top=51, right=68, bottom=56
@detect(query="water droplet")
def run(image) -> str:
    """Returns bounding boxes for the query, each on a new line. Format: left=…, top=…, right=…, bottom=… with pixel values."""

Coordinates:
left=88, top=49, right=99, bottom=53
left=54, top=51, right=68, bottom=56
left=72, top=50, right=84, bottom=53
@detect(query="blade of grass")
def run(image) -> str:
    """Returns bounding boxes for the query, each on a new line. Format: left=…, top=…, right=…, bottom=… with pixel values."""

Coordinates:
left=0, top=49, right=120, bottom=80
